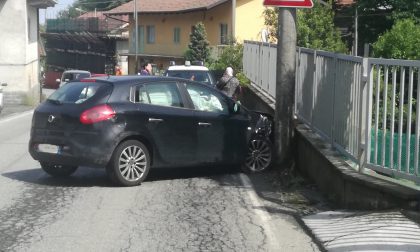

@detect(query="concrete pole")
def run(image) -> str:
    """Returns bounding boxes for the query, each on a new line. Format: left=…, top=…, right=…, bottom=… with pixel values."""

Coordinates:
left=274, top=8, right=297, bottom=165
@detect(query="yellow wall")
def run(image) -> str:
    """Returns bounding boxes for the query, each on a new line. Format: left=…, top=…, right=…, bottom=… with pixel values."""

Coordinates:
left=235, top=0, right=267, bottom=42
left=130, top=1, right=232, bottom=58
left=126, top=0, right=267, bottom=73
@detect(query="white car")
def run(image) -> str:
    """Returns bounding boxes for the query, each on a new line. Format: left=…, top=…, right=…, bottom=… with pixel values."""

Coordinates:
left=165, top=62, right=216, bottom=87
left=56, top=70, right=91, bottom=88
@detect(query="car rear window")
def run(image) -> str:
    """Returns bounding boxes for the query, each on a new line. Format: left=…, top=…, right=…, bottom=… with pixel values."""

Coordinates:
left=48, top=82, right=110, bottom=104
left=166, top=70, right=212, bottom=85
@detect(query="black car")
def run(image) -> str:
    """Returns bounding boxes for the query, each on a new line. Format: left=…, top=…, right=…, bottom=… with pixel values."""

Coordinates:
left=29, top=76, right=273, bottom=186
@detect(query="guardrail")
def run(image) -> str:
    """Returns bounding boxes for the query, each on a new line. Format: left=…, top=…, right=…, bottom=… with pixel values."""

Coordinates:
left=243, top=40, right=420, bottom=183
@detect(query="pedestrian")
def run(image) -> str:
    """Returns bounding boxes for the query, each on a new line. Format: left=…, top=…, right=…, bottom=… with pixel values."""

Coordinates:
left=139, top=62, right=152, bottom=76
left=115, top=65, right=122, bottom=76
left=216, top=67, right=241, bottom=100
left=261, top=25, right=269, bottom=43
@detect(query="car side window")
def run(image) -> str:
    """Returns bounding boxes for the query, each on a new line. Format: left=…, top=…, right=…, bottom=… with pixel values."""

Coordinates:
left=132, top=82, right=183, bottom=108
left=185, top=83, right=228, bottom=114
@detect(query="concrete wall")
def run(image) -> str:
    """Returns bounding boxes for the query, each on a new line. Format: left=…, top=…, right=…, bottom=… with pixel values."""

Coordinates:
left=0, top=0, right=40, bottom=105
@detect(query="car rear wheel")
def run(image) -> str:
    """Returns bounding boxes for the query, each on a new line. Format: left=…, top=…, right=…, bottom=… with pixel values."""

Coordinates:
left=107, top=140, right=150, bottom=186
left=241, top=138, right=272, bottom=173
left=40, top=162, right=78, bottom=177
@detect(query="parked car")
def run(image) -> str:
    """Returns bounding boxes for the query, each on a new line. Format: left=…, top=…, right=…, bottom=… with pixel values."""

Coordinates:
left=57, top=70, right=91, bottom=88
left=29, top=76, right=273, bottom=186
left=165, top=61, right=216, bottom=87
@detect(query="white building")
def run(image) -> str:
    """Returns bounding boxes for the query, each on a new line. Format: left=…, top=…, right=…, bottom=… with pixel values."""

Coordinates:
left=0, top=0, right=55, bottom=105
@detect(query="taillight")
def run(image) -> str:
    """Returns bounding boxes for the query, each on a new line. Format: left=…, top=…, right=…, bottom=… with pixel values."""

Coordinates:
left=81, top=78, right=96, bottom=82
left=80, top=105, right=115, bottom=124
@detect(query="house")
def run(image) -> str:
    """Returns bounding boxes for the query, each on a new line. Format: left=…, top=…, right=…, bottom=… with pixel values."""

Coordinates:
left=77, top=11, right=130, bottom=75
left=106, top=0, right=267, bottom=74
left=43, top=11, right=129, bottom=87
left=0, top=0, right=56, bottom=105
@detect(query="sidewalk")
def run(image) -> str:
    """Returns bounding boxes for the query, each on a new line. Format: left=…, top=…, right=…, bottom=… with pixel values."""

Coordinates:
left=302, top=210, right=420, bottom=251
left=0, top=88, right=54, bottom=120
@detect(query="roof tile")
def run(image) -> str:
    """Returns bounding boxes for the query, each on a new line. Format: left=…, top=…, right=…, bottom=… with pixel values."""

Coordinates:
left=106, top=0, right=229, bottom=14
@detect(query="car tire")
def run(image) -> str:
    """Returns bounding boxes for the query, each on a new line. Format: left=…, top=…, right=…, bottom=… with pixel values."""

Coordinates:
left=241, top=137, right=272, bottom=173
left=107, top=140, right=150, bottom=187
left=40, top=162, right=78, bottom=177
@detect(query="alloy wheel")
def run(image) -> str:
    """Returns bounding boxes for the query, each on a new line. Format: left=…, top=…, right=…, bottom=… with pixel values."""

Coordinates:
left=244, top=139, right=272, bottom=172
left=118, top=145, right=147, bottom=182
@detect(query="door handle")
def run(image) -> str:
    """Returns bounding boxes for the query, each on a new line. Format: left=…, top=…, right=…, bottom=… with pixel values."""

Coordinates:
left=198, top=122, right=212, bottom=127
left=148, top=118, right=163, bottom=123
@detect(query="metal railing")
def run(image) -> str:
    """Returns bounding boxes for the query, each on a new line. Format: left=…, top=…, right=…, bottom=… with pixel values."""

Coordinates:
left=364, top=59, right=420, bottom=182
left=243, top=41, right=277, bottom=99
left=243, top=40, right=420, bottom=183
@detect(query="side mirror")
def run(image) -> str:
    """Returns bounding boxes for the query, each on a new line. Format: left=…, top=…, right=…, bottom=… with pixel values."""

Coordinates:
left=56, top=79, right=60, bottom=83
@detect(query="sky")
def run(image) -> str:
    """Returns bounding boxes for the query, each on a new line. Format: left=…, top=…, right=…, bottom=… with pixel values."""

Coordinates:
left=39, top=0, right=76, bottom=24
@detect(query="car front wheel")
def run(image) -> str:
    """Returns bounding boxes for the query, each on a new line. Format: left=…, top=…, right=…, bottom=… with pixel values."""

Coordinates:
left=107, top=140, right=150, bottom=186
left=242, top=138, right=272, bottom=173
left=40, top=162, right=78, bottom=177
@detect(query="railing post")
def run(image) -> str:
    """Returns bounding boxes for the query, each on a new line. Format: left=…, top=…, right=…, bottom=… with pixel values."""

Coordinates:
left=359, top=58, right=371, bottom=173
left=295, top=47, right=301, bottom=116
left=331, top=54, right=338, bottom=146
left=312, top=50, right=317, bottom=126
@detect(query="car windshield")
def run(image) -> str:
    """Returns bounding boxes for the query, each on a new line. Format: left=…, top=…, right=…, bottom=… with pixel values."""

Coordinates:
left=166, top=70, right=213, bottom=85
left=48, top=82, right=108, bottom=104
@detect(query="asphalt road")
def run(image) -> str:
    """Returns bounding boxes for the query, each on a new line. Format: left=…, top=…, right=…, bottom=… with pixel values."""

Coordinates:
left=0, top=111, right=322, bottom=252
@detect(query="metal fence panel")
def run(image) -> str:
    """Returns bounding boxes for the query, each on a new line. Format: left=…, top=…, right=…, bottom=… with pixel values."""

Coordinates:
left=295, top=49, right=315, bottom=125
left=243, top=41, right=420, bottom=183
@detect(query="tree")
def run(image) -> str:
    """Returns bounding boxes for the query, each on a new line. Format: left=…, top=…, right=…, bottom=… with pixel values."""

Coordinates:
left=57, top=0, right=131, bottom=18
left=354, top=0, right=420, bottom=50
left=185, top=22, right=210, bottom=63
left=263, top=3, right=347, bottom=53
left=210, top=42, right=243, bottom=72
left=56, top=7, right=79, bottom=19
left=373, top=19, right=420, bottom=60
left=297, top=2, right=347, bottom=53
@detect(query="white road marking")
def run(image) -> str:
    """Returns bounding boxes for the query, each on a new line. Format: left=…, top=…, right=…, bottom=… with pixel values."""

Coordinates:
left=239, top=173, right=280, bottom=249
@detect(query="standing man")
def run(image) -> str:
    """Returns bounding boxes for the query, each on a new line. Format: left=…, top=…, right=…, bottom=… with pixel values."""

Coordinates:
left=139, top=62, right=152, bottom=75
left=261, top=25, right=269, bottom=43
left=216, top=67, right=240, bottom=100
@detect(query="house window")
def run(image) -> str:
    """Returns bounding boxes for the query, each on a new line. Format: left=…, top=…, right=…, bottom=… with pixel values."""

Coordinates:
left=147, top=25, right=155, bottom=44
left=173, top=27, right=181, bottom=44
left=220, top=23, right=228, bottom=44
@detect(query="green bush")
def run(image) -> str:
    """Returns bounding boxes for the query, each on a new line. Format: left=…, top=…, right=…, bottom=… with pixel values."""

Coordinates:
left=263, top=3, right=348, bottom=53
left=373, top=19, right=420, bottom=60
left=208, top=42, right=250, bottom=86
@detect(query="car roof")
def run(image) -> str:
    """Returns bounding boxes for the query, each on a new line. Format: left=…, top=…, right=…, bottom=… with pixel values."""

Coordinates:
left=88, top=75, right=190, bottom=84
left=63, top=70, right=91, bottom=74
left=167, top=65, right=209, bottom=71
